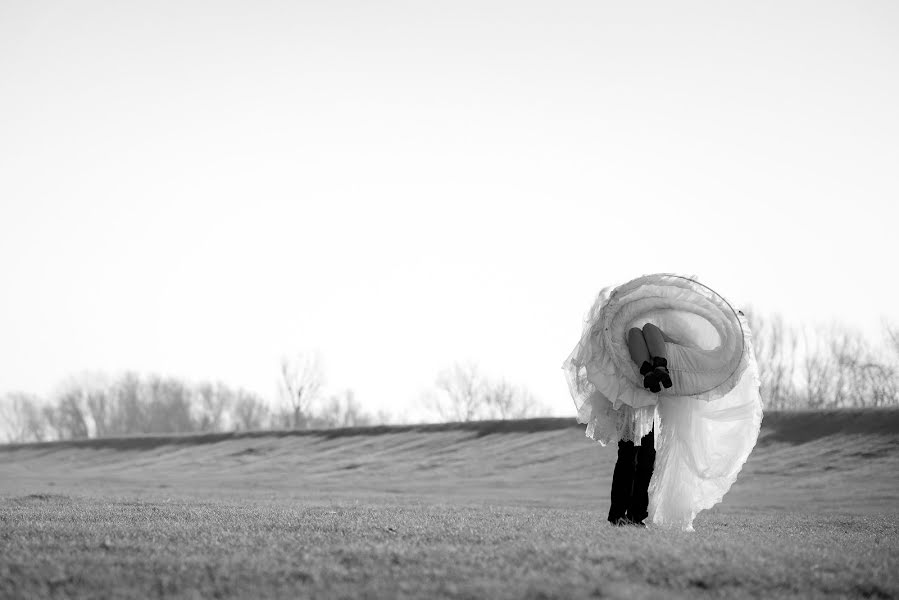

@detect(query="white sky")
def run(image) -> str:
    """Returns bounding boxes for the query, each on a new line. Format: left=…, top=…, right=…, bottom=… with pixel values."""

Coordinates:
left=1, top=0, right=897, bottom=419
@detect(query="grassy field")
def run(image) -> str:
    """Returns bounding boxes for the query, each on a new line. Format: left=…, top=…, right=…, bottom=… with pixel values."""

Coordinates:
left=2, top=410, right=898, bottom=599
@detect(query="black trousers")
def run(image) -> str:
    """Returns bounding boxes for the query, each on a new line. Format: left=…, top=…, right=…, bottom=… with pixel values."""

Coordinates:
left=608, top=428, right=655, bottom=523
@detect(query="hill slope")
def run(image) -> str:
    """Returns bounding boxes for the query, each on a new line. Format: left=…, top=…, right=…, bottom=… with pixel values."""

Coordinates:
left=2, top=409, right=898, bottom=515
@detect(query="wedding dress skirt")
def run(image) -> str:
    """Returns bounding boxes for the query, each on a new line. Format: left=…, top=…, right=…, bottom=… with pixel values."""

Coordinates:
left=562, top=273, right=763, bottom=531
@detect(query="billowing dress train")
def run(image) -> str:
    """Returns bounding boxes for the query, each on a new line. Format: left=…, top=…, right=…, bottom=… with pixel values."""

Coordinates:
left=562, top=273, right=763, bottom=531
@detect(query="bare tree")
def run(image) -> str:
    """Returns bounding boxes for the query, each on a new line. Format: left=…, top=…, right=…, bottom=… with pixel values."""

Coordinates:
left=3, top=372, right=287, bottom=440
left=430, top=362, right=485, bottom=422
left=829, top=326, right=897, bottom=408
left=483, top=379, right=538, bottom=419
left=194, top=382, right=233, bottom=432
left=373, top=408, right=396, bottom=425
left=882, top=320, right=899, bottom=406
left=314, top=390, right=373, bottom=428
left=144, top=375, right=194, bottom=433
left=279, top=353, right=324, bottom=429
left=745, top=310, right=799, bottom=409
left=107, top=372, right=146, bottom=435
left=42, top=374, right=112, bottom=439
left=884, top=319, right=899, bottom=359
left=802, top=325, right=833, bottom=409
left=829, top=327, right=861, bottom=407
left=0, top=392, right=47, bottom=443
left=45, top=388, right=91, bottom=440
left=232, top=390, right=270, bottom=431
left=428, top=363, right=543, bottom=422
left=798, top=322, right=899, bottom=409
left=85, top=387, right=111, bottom=438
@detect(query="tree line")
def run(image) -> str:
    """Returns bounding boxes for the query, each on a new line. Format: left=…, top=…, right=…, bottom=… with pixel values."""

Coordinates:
left=2, top=312, right=898, bottom=443
left=0, top=356, right=543, bottom=444
left=0, top=372, right=373, bottom=444
left=746, top=312, right=898, bottom=410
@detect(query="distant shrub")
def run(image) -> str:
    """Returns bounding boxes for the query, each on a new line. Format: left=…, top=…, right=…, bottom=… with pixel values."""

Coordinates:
left=0, top=372, right=381, bottom=443
left=426, top=362, right=545, bottom=422
left=746, top=311, right=898, bottom=409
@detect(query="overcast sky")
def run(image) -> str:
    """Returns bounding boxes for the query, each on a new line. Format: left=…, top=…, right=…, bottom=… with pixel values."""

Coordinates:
left=1, top=0, right=897, bottom=418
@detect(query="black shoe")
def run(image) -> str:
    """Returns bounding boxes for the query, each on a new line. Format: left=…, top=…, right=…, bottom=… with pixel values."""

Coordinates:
left=652, top=356, right=672, bottom=389
left=638, top=360, right=661, bottom=392
left=643, top=372, right=661, bottom=393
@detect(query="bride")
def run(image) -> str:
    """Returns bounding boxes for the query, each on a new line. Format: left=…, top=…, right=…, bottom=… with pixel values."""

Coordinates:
left=562, top=273, right=764, bottom=531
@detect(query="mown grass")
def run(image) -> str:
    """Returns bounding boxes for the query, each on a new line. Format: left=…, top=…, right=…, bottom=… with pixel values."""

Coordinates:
left=2, top=410, right=898, bottom=599
left=2, top=493, right=897, bottom=599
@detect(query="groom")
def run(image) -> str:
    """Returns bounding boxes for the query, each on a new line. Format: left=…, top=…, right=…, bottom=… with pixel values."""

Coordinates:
left=607, top=323, right=669, bottom=527
left=607, top=427, right=655, bottom=527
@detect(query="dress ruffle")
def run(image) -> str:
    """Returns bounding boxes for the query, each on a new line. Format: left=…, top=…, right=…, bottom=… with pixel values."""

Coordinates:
left=562, top=273, right=764, bottom=531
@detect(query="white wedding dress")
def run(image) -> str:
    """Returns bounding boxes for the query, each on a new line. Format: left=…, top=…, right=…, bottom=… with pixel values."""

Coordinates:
left=562, top=273, right=763, bottom=531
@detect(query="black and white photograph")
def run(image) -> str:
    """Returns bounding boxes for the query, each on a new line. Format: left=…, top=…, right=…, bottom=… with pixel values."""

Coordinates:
left=1, top=1, right=898, bottom=598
